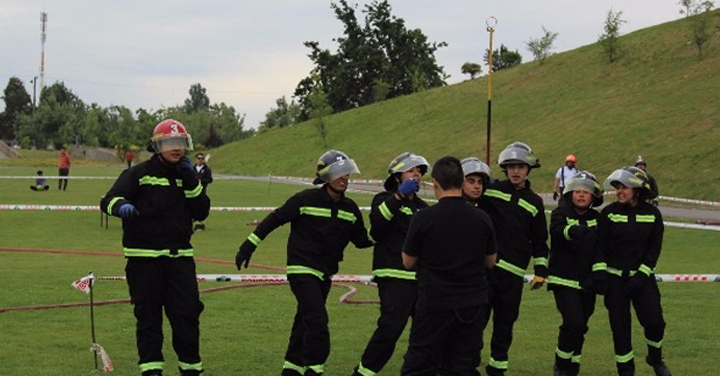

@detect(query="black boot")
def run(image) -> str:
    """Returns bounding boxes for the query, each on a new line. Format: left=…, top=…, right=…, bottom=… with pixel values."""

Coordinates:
left=554, top=363, right=571, bottom=376
left=646, top=356, right=672, bottom=376
left=485, top=365, right=505, bottom=376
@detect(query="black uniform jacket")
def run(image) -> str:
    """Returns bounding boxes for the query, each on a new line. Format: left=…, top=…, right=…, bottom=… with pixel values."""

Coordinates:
left=596, top=200, right=664, bottom=274
left=480, top=179, right=549, bottom=277
left=369, top=191, right=428, bottom=279
left=251, top=187, right=373, bottom=276
left=100, top=154, right=210, bottom=256
left=548, top=205, right=601, bottom=289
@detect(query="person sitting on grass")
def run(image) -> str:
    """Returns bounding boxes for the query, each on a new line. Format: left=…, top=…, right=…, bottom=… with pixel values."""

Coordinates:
left=30, top=170, right=50, bottom=191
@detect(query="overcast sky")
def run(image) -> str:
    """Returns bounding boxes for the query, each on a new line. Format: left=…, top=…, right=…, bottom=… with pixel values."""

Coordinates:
left=1, top=1, right=683, bottom=129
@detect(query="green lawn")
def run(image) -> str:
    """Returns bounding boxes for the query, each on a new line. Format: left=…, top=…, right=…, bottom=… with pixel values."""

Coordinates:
left=1, top=167, right=718, bottom=375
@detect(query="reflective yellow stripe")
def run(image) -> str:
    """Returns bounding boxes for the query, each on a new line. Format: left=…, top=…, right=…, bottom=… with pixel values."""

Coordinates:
left=586, top=219, right=598, bottom=227
left=485, top=189, right=511, bottom=202
left=372, top=268, right=416, bottom=280
left=378, top=202, right=393, bottom=221
left=555, top=347, right=573, bottom=360
left=534, top=256, right=548, bottom=267
left=124, top=248, right=194, bottom=257
left=592, top=262, right=607, bottom=272
left=638, top=264, right=653, bottom=276
left=608, top=213, right=628, bottom=223
left=184, top=183, right=203, bottom=198
left=286, top=265, right=325, bottom=280
left=488, top=357, right=508, bottom=370
left=300, top=206, right=332, bottom=218
left=337, top=210, right=357, bottom=223
left=139, top=176, right=170, bottom=186
left=107, top=197, right=124, bottom=215
left=399, top=206, right=413, bottom=216
left=646, top=338, right=663, bottom=348
left=496, top=259, right=525, bottom=278
left=636, top=214, right=656, bottom=223
left=248, top=233, right=261, bottom=246
left=606, top=267, right=623, bottom=277
left=615, top=351, right=634, bottom=363
left=283, top=361, right=306, bottom=374
left=308, top=364, right=324, bottom=374
left=548, top=275, right=580, bottom=289
left=518, top=198, right=538, bottom=216
left=139, top=361, right=165, bottom=372
left=563, top=224, right=574, bottom=240
left=571, top=354, right=582, bottom=364
left=178, top=361, right=203, bottom=371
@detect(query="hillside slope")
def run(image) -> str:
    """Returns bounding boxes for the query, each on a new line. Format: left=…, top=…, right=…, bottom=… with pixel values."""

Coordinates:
left=211, top=12, right=720, bottom=200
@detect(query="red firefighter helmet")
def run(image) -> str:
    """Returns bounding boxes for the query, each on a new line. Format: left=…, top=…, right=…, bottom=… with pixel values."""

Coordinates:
left=148, top=119, right=194, bottom=153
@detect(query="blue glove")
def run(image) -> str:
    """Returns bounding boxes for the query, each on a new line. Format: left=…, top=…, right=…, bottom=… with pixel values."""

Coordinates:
left=179, top=156, right=193, bottom=171
left=397, top=179, right=419, bottom=196
left=118, top=203, right=139, bottom=219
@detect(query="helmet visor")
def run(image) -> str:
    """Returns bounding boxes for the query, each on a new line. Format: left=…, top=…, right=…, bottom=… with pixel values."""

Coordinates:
left=321, top=158, right=360, bottom=183
left=563, top=177, right=602, bottom=197
left=603, top=169, right=643, bottom=191
left=153, top=134, right=194, bottom=153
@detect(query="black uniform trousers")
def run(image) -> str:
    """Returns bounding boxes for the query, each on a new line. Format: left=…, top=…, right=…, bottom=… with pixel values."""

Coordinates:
left=283, top=274, right=333, bottom=375
left=58, top=167, right=69, bottom=190
left=552, top=288, right=596, bottom=375
left=604, top=275, right=665, bottom=375
left=125, top=257, right=204, bottom=373
left=358, top=278, right=417, bottom=374
left=401, top=304, right=486, bottom=376
left=482, top=268, right=524, bottom=373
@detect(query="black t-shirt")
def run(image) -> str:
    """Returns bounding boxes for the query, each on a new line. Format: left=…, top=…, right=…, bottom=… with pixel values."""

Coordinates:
left=403, top=196, right=497, bottom=311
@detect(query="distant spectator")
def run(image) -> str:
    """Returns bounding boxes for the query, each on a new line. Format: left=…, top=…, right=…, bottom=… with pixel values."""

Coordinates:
left=554, top=154, right=578, bottom=206
left=634, top=156, right=659, bottom=206
left=58, top=147, right=71, bottom=191
left=193, top=152, right=213, bottom=231
left=125, top=150, right=134, bottom=169
left=30, top=170, right=50, bottom=191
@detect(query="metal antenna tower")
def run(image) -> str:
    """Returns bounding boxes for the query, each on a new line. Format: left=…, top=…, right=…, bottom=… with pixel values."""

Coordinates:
left=40, top=11, right=48, bottom=91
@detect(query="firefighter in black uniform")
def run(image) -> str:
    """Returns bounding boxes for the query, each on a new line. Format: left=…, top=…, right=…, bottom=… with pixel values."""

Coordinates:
left=352, top=152, right=430, bottom=376
left=547, top=171, right=605, bottom=376
left=479, top=141, right=549, bottom=376
left=192, top=152, right=213, bottom=231
left=400, top=156, right=497, bottom=375
left=100, top=119, right=210, bottom=376
left=633, top=156, right=659, bottom=206
left=235, top=150, right=374, bottom=376
left=461, top=157, right=493, bottom=206
left=598, top=167, right=671, bottom=376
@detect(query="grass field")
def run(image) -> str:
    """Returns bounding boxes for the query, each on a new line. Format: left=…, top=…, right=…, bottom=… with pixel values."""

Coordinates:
left=1, top=166, right=719, bottom=375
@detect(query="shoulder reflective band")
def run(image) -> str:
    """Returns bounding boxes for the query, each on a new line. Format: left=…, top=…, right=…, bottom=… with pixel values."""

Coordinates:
left=372, top=268, right=416, bottom=280
left=608, top=213, right=628, bottom=223
left=518, top=198, right=538, bottom=216
left=636, top=214, right=656, bottom=223
left=299, top=207, right=332, bottom=218
left=378, top=201, right=394, bottom=221
left=139, top=176, right=170, bottom=186
left=496, top=259, right=525, bottom=278
left=485, top=189, right=511, bottom=202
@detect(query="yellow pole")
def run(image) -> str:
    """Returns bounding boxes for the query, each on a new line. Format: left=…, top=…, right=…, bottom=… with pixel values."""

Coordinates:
left=485, top=17, right=497, bottom=166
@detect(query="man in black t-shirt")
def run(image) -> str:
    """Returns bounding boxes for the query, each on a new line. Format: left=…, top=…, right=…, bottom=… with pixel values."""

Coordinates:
left=400, top=156, right=497, bottom=376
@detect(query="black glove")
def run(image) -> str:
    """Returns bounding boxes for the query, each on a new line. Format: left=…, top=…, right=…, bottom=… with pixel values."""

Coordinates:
left=235, top=241, right=256, bottom=269
left=581, top=271, right=607, bottom=295
left=553, top=191, right=559, bottom=201
left=568, top=224, right=590, bottom=240
left=625, top=273, right=649, bottom=296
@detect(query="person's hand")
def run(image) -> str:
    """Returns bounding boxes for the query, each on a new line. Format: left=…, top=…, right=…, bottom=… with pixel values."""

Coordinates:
left=530, top=275, right=547, bottom=290
left=179, top=156, right=193, bottom=171
left=568, top=224, right=590, bottom=239
left=625, top=273, right=649, bottom=296
left=235, top=241, right=256, bottom=269
left=118, top=203, right=139, bottom=219
left=581, top=271, right=607, bottom=295
left=553, top=191, right=559, bottom=201
left=397, top=179, right=419, bottom=196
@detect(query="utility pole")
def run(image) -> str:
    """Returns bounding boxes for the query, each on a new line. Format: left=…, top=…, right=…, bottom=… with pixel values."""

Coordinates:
left=40, top=12, right=48, bottom=92
left=485, top=17, right=497, bottom=166
left=31, top=76, right=38, bottom=110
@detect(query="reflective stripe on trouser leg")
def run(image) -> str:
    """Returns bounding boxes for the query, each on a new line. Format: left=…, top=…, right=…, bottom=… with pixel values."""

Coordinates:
left=285, top=274, right=332, bottom=371
left=487, top=268, right=524, bottom=371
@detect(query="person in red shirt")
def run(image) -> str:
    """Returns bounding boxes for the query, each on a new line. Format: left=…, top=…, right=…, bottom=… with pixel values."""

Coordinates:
left=126, top=150, right=134, bottom=168
left=58, top=147, right=71, bottom=191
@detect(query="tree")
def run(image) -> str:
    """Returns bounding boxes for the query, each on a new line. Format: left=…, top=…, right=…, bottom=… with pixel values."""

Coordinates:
left=294, top=0, right=448, bottom=121
left=0, top=77, right=33, bottom=140
left=484, top=44, right=523, bottom=72
left=307, top=78, right=333, bottom=148
left=260, top=96, right=300, bottom=130
left=184, top=83, right=210, bottom=114
left=525, top=27, right=559, bottom=65
left=679, top=0, right=716, bottom=56
left=598, top=10, right=626, bottom=63
left=461, top=62, right=483, bottom=79
left=16, top=82, right=86, bottom=149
